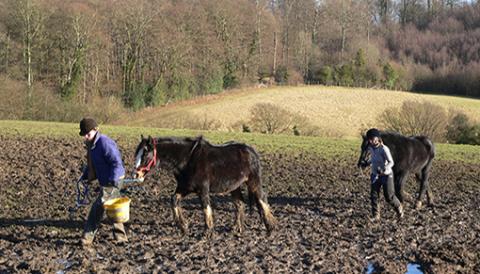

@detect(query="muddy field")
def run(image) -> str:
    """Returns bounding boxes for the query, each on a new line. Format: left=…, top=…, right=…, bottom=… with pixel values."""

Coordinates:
left=0, top=135, right=479, bottom=273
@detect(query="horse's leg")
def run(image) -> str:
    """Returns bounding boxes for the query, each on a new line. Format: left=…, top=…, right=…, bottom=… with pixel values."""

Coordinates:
left=423, top=166, right=434, bottom=207
left=231, top=188, right=245, bottom=234
left=415, top=167, right=433, bottom=209
left=395, top=171, right=410, bottom=203
left=198, top=187, right=214, bottom=236
left=171, top=189, right=188, bottom=234
left=426, top=187, right=434, bottom=207
left=414, top=172, right=425, bottom=209
left=247, top=178, right=277, bottom=233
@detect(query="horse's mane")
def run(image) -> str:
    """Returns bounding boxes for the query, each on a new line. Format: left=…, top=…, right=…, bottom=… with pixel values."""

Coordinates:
left=155, top=136, right=200, bottom=146
left=183, top=136, right=246, bottom=148
left=155, top=136, right=247, bottom=151
left=382, top=131, right=429, bottom=140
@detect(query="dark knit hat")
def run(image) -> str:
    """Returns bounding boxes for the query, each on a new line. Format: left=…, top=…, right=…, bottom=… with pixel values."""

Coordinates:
left=366, top=128, right=381, bottom=139
left=79, top=117, right=98, bottom=136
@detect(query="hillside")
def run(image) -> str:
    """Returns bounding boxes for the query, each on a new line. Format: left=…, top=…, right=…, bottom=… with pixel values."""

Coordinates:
left=113, top=86, right=480, bottom=138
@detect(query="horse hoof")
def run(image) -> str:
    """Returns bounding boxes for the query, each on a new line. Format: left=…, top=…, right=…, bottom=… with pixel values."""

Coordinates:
left=233, top=225, right=244, bottom=235
left=179, top=225, right=189, bottom=235
left=415, top=201, right=423, bottom=209
left=203, top=229, right=213, bottom=239
left=266, top=224, right=277, bottom=235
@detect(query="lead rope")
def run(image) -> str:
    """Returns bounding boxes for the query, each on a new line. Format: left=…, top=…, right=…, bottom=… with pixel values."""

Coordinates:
left=68, top=177, right=91, bottom=219
left=76, top=179, right=91, bottom=206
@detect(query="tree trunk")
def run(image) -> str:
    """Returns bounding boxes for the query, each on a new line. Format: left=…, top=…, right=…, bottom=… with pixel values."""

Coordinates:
left=256, top=0, right=262, bottom=56
left=4, top=35, right=10, bottom=72
left=273, top=31, right=277, bottom=76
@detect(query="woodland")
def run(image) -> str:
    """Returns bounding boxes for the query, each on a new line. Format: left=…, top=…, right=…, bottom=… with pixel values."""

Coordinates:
left=1, top=0, right=480, bottom=121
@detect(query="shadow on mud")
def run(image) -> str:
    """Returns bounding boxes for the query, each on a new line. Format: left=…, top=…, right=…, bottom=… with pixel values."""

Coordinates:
left=152, top=195, right=323, bottom=210
left=0, top=218, right=83, bottom=229
left=268, top=196, right=319, bottom=206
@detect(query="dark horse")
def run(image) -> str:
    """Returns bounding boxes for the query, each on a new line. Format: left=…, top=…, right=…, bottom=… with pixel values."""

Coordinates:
left=357, top=131, right=435, bottom=208
left=133, top=135, right=277, bottom=235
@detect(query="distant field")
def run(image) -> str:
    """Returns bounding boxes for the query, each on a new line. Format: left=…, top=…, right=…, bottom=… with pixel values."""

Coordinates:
left=114, top=85, right=480, bottom=138
left=1, top=120, right=479, bottom=163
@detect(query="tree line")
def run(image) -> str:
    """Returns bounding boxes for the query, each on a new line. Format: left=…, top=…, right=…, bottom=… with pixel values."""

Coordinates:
left=0, top=0, right=479, bottom=121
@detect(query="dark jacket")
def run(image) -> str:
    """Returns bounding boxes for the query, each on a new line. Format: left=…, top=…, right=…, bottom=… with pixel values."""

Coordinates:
left=81, top=132, right=125, bottom=186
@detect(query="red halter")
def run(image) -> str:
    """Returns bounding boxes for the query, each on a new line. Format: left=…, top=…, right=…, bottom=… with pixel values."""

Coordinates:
left=136, top=138, right=157, bottom=174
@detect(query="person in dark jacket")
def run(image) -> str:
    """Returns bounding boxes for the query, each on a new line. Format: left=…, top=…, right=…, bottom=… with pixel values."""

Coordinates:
left=78, top=117, right=127, bottom=246
left=363, top=128, right=403, bottom=221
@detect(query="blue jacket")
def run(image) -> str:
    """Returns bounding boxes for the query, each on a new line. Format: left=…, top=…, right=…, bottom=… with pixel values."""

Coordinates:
left=81, top=133, right=125, bottom=186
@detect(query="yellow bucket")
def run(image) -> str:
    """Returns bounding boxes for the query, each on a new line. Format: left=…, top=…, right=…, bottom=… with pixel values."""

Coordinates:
left=103, top=197, right=131, bottom=223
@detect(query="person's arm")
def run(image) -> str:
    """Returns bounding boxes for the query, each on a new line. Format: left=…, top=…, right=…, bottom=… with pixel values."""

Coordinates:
left=383, top=146, right=394, bottom=175
left=365, top=146, right=373, bottom=165
left=103, top=138, right=125, bottom=186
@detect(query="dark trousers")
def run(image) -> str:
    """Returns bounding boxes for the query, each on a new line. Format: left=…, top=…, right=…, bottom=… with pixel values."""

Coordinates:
left=370, top=174, right=401, bottom=216
left=84, top=186, right=126, bottom=239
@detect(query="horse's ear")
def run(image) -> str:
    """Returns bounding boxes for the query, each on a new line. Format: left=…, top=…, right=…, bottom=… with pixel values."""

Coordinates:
left=197, top=135, right=204, bottom=141
left=140, top=134, right=144, bottom=140
left=145, top=135, right=155, bottom=149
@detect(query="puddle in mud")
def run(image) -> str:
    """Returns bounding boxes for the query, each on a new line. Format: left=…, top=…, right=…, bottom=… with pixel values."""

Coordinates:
left=406, top=263, right=423, bottom=274
left=56, top=258, right=73, bottom=274
left=366, top=262, right=375, bottom=274
left=366, top=262, right=423, bottom=274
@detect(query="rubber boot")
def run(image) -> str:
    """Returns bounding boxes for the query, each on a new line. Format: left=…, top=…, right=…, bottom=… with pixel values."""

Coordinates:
left=370, top=211, right=380, bottom=222
left=396, top=204, right=404, bottom=219
left=113, top=223, right=128, bottom=243
left=81, top=232, right=95, bottom=246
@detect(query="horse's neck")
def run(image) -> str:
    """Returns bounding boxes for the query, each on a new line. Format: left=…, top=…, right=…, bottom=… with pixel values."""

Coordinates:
left=160, top=140, right=195, bottom=167
left=382, top=134, right=403, bottom=146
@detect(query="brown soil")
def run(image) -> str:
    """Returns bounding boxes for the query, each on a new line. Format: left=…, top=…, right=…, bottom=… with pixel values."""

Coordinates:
left=0, top=136, right=479, bottom=273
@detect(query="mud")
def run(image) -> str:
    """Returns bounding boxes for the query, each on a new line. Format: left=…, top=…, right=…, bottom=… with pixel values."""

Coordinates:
left=0, top=135, right=479, bottom=273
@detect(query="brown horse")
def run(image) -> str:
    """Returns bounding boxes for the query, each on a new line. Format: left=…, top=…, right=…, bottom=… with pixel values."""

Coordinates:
left=133, top=135, right=277, bottom=235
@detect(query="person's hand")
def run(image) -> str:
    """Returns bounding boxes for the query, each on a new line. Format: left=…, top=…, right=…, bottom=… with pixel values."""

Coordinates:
left=358, top=160, right=369, bottom=169
left=77, top=178, right=91, bottom=185
left=113, top=180, right=123, bottom=189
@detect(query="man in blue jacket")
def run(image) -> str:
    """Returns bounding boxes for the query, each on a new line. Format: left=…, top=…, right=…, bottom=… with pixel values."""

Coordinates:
left=78, top=117, right=127, bottom=246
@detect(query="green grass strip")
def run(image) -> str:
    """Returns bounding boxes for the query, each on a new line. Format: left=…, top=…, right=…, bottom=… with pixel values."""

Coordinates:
left=1, top=120, right=479, bottom=163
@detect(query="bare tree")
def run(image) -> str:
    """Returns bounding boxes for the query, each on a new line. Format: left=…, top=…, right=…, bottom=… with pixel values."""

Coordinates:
left=109, top=0, right=155, bottom=107
left=321, top=0, right=363, bottom=61
left=8, top=0, right=45, bottom=93
left=0, top=31, right=13, bottom=74
left=278, top=0, right=297, bottom=67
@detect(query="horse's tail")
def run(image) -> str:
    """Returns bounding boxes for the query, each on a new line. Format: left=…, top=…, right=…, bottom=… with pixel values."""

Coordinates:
left=420, top=136, right=435, bottom=160
left=413, top=136, right=436, bottom=207
left=245, top=145, right=277, bottom=232
left=245, top=145, right=262, bottom=213
left=415, top=136, right=435, bottom=165
left=427, top=139, right=435, bottom=159
left=247, top=188, right=255, bottom=213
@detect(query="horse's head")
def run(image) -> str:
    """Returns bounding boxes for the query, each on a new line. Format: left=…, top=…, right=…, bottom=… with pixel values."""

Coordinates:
left=357, top=134, right=370, bottom=169
left=133, top=135, right=157, bottom=179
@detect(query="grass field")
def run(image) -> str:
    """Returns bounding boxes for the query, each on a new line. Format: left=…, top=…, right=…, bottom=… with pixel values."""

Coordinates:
left=113, top=85, right=480, bottom=138
left=1, top=120, right=479, bottom=163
